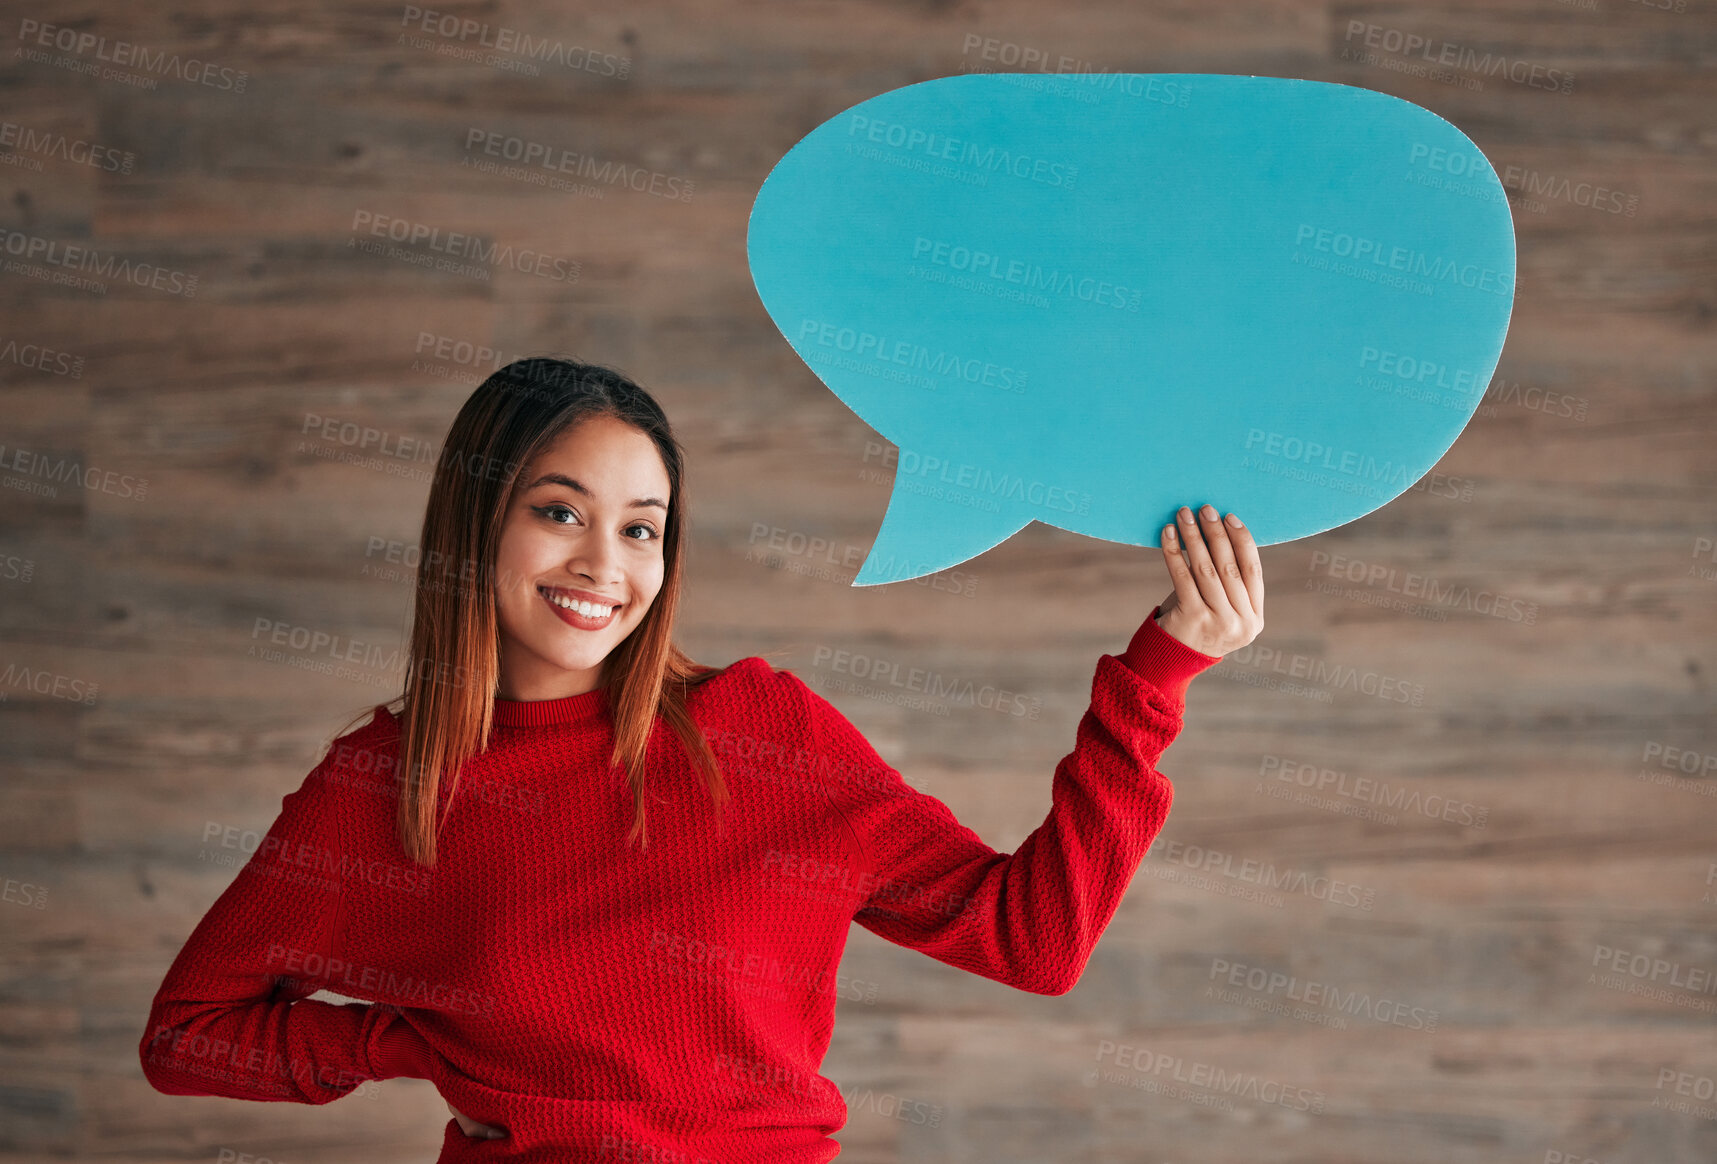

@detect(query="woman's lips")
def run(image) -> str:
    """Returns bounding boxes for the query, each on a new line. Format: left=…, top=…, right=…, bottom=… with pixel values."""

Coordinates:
left=537, top=586, right=619, bottom=630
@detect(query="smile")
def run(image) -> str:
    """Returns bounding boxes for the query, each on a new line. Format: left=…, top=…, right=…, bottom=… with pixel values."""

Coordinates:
left=537, top=586, right=620, bottom=630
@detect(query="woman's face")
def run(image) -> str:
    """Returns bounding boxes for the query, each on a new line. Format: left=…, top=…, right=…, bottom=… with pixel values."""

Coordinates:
left=492, top=414, right=671, bottom=702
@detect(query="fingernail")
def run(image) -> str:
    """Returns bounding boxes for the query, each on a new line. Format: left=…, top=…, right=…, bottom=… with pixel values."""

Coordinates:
left=1178, top=506, right=1193, bottom=522
left=1201, top=504, right=1218, bottom=520
left=1226, top=513, right=1242, bottom=528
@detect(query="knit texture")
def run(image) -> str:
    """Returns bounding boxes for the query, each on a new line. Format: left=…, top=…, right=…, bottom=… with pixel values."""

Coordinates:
left=139, top=604, right=1220, bottom=1161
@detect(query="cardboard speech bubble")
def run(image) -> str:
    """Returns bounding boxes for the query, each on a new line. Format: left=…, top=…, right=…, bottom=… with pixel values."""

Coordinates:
left=747, top=73, right=1516, bottom=585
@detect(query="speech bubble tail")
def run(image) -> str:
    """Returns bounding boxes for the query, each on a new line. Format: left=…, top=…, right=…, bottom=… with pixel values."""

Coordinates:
left=852, top=476, right=1029, bottom=587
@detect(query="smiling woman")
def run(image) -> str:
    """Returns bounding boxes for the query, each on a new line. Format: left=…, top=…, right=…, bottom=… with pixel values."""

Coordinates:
left=382, top=358, right=731, bottom=863
left=137, top=355, right=1260, bottom=1162
left=499, top=419, right=673, bottom=700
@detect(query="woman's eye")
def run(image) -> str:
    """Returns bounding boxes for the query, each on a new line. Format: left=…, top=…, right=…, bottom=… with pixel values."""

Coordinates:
left=534, top=506, right=658, bottom=541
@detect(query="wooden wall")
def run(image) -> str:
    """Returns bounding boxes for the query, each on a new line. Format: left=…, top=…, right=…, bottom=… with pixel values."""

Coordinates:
left=1, top=1, right=1714, bottom=1161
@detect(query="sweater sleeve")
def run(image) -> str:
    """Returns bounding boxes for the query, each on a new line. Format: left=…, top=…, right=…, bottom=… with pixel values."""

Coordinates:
left=793, top=605, right=1220, bottom=996
left=137, top=755, right=440, bottom=1102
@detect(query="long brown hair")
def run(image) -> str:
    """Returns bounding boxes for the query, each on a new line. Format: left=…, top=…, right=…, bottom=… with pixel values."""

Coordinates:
left=328, top=357, right=730, bottom=865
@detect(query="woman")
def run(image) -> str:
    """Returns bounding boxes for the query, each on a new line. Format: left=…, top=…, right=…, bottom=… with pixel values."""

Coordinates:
left=138, top=357, right=1264, bottom=1161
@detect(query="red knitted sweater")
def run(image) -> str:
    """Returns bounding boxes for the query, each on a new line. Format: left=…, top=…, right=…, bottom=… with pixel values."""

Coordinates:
left=139, top=604, right=1219, bottom=1162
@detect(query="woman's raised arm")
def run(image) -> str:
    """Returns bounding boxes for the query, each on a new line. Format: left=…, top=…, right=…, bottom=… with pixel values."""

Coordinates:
left=788, top=601, right=1219, bottom=995
left=792, top=504, right=1262, bottom=995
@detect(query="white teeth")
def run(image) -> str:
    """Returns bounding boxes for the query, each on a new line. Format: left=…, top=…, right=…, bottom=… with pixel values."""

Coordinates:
left=541, top=589, right=618, bottom=618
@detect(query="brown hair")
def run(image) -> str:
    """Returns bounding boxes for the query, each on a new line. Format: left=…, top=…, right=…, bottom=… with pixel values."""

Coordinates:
left=328, top=357, right=735, bottom=865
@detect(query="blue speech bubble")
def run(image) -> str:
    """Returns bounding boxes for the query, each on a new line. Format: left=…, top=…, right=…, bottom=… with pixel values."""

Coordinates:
left=747, top=73, right=1515, bottom=585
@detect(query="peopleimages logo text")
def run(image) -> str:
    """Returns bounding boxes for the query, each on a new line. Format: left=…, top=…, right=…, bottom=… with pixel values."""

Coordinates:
left=1294, top=223, right=1513, bottom=297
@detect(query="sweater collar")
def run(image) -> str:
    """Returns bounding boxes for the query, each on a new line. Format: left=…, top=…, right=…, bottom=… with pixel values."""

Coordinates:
left=491, top=684, right=609, bottom=728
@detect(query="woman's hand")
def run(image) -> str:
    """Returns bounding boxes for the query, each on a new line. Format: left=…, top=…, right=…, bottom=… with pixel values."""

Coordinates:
left=447, top=1099, right=506, bottom=1140
left=1154, top=504, right=1265, bottom=659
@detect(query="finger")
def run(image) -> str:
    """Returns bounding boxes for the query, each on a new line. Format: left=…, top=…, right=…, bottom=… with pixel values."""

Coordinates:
left=1195, top=503, right=1252, bottom=618
left=1174, top=504, right=1232, bottom=615
left=1224, top=512, right=1265, bottom=618
left=1159, top=517, right=1204, bottom=615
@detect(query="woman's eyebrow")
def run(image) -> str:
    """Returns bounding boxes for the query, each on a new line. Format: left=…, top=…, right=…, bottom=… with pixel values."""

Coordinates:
left=525, top=472, right=667, bottom=512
